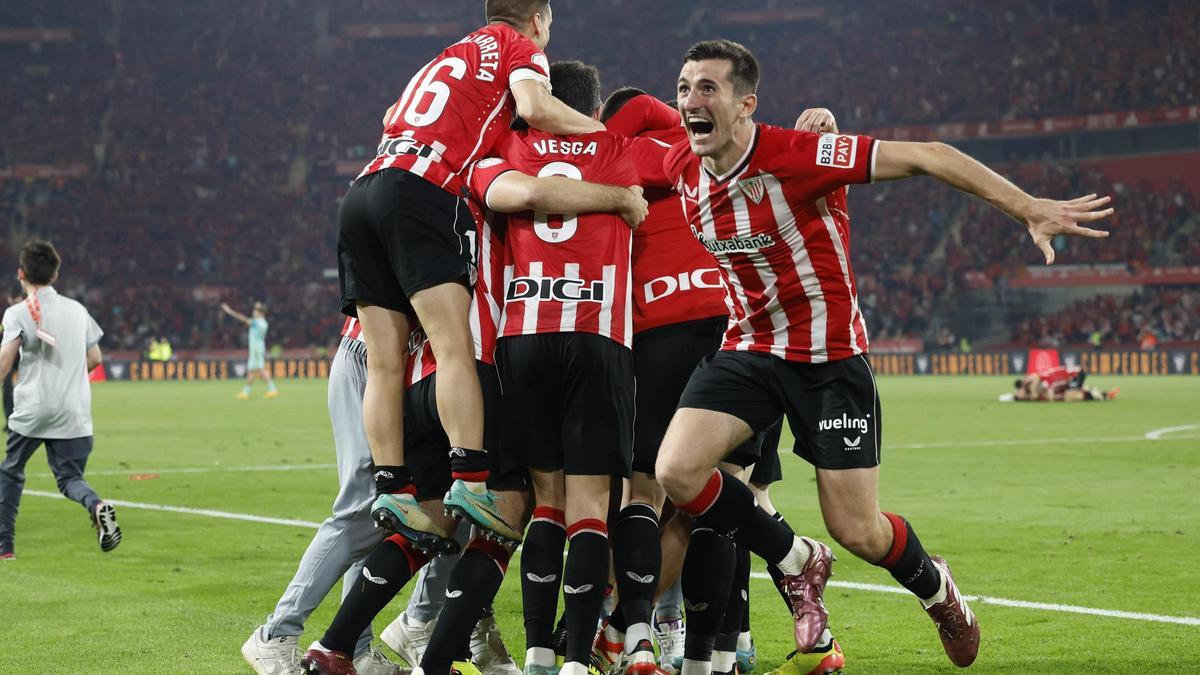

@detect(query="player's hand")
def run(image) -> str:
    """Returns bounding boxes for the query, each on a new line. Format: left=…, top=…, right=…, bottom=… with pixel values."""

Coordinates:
left=1021, top=193, right=1114, bottom=265
left=618, top=185, right=649, bottom=229
left=795, top=108, right=838, bottom=134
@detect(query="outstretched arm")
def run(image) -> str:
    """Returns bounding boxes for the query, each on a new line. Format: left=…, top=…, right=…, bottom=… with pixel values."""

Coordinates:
left=220, top=303, right=251, bottom=325
left=485, top=172, right=649, bottom=229
left=874, top=141, right=1114, bottom=264
left=511, top=80, right=605, bottom=135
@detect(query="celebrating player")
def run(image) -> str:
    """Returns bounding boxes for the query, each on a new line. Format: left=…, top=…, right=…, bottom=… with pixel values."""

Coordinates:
left=462, top=61, right=670, bottom=675
left=220, top=301, right=278, bottom=399
left=653, top=39, right=1114, bottom=668
left=300, top=147, right=648, bottom=675
left=336, top=0, right=606, bottom=545
left=242, top=316, right=400, bottom=674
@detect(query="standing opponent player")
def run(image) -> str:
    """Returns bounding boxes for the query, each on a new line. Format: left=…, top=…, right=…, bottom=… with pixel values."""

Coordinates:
left=301, top=153, right=648, bottom=675
left=337, top=0, right=606, bottom=545
left=472, top=61, right=668, bottom=675
left=221, top=301, right=278, bottom=399
left=655, top=40, right=1114, bottom=668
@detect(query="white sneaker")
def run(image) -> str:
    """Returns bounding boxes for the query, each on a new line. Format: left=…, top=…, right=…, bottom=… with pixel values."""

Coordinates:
left=355, top=647, right=411, bottom=675
left=241, top=626, right=301, bottom=675
left=653, top=618, right=685, bottom=674
left=471, top=614, right=521, bottom=675
left=382, top=611, right=437, bottom=667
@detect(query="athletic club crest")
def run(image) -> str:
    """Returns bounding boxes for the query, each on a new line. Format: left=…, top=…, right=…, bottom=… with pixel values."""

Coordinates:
left=737, top=175, right=766, bottom=204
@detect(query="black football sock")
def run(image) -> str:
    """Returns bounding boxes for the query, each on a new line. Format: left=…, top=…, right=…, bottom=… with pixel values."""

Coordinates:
left=420, top=537, right=513, bottom=675
left=522, top=506, right=567, bottom=657
left=875, top=512, right=942, bottom=600
left=681, top=525, right=736, bottom=664
left=713, top=545, right=751, bottom=673
left=449, top=447, right=490, bottom=484
left=614, top=502, right=660, bottom=654
left=608, top=601, right=628, bottom=631
left=321, top=534, right=428, bottom=655
left=725, top=544, right=750, bottom=638
left=373, top=465, right=416, bottom=495
left=767, top=511, right=795, bottom=611
left=563, top=519, right=611, bottom=665
left=679, top=470, right=793, bottom=565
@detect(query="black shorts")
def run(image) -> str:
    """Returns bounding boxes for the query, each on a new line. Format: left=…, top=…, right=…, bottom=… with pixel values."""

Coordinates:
left=497, top=332, right=634, bottom=477
left=1067, top=369, right=1087, bottom=389
left=338, top=168, right=474, bottom=317
left=679, top=351, right=882, bottom=471
left=749, top=417, right=784, bottom=486
left=404, top=361, right=525, bottom=499
left=631, top=317, right=726, bottom=474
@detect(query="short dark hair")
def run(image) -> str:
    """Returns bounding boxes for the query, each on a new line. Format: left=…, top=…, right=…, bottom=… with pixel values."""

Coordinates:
left=485, top=0, right=549, bottom=24
left=550, top=60, right=601, bottom=117
left=600, top=86, right=648, bottom=123
left=19, top=239, right=60, bottom=285
left=683, top=39, right=760, bottom=95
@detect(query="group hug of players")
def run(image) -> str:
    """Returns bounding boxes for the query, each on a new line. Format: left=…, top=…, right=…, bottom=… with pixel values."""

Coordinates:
left=249, top=2, right=1117, bottom=674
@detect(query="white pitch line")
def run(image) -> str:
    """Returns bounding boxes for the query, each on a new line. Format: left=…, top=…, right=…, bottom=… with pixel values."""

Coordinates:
left=23, top=490, right=1200, bottom=628
left=29, top=463, right=337, bottom=478
left=749, top=574, right=1200, bottom=627
left=891, top=434, right=1200, bottom=450
left=25, top=490, right=324, bottom=529
left=1145, top=423, right=1200, bottom=440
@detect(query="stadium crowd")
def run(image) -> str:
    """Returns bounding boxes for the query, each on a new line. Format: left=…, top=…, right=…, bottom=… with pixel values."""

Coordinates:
left=1, top=0, right=1197, bottom=351
left=1012, top=286, right=1200, bottom=348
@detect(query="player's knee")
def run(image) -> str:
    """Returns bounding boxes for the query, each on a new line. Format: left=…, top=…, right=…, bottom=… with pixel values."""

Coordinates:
left=825, top=516, right=887, bottom=559
left=655, top=452, right=697, bottom=500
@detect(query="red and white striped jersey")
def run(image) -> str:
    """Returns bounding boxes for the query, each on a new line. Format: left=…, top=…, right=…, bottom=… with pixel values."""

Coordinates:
left=605, top=96, right=730, bottom=333
left=1039, top=365, right=1082, bottom=394
left=339, top=316, right=365, bottom=344
left=356, top=24, right=550, bottom=198
left=468, top=130, right=670, bottom=347
left=664, top=124, right=877, bottom=363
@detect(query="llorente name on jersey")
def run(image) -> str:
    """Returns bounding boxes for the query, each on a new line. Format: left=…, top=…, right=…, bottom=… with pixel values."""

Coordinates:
left=695, top=231, right=776, bottom=254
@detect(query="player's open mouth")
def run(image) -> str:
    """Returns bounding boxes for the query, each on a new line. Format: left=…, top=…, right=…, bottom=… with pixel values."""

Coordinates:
left=687, top=116, right=714, bottom=138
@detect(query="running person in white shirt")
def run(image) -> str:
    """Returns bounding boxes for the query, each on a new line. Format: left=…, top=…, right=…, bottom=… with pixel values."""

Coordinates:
left=0, top=239, right=120, bottom=560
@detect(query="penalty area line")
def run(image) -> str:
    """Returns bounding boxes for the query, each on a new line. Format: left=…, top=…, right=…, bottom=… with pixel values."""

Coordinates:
left=23, top=490, right=1200, bottom=628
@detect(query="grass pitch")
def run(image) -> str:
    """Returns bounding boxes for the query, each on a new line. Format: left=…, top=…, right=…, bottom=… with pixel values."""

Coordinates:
left=2, top=376, right=1198, bottom=673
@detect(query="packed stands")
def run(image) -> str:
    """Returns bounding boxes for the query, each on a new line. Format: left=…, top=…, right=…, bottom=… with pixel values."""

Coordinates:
left=1, top=0, right=1196, bottom=352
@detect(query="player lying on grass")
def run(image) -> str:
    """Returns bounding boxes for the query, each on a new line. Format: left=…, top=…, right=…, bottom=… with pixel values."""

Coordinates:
left=300, top=145, right=648, bottom=675
left=1003, top=365, right=1118, bottom=402
left=652, top=39, right=1114, bottom=670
